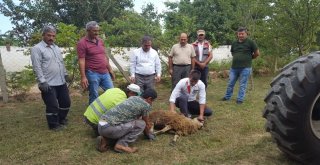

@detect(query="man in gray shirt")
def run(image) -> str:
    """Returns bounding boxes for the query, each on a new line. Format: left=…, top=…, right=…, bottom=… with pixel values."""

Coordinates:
left=31, top=25, right=71, bottom=131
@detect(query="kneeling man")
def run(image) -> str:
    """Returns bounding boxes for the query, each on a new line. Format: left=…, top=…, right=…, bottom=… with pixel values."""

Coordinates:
left=169, top=70, right=213, bottom=122
left=97, top=88, right=157, bottom=153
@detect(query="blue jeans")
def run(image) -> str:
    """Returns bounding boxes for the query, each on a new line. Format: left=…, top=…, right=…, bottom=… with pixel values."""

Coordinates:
left=224, top=67, right=252, bottom=102
left=195, top=66, right=209, bottom=87
left=86, top=70, right=114, bottom=104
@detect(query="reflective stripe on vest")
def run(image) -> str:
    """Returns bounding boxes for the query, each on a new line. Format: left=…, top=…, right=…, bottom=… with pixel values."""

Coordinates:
left=90, top=98, right=108, bottom=117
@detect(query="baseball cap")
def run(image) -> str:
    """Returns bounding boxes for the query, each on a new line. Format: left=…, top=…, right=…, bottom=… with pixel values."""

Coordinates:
left=197, top=30, right=205, bottom=35
left=127, top=84, right=141, bottom=95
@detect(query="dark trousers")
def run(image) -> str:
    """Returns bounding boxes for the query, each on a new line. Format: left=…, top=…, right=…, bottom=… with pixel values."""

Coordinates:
left=172, top=65, right=191, bottom=90
left=175, top=95, right=212, bottom=117
left=135, top=73, right=156, bottom=91
left=195, top=66, right=209, bottom=87
left=41, top=83, right=71, bottom=129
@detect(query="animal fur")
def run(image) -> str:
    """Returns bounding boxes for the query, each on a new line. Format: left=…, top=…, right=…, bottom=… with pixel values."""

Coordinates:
left=148, top=111, right=203, bottom=142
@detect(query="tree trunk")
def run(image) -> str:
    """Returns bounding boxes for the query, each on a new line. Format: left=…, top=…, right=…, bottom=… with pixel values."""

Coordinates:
left=106, top=48, right=130, bottom=83
left=0, top=51, right=9, bottom=103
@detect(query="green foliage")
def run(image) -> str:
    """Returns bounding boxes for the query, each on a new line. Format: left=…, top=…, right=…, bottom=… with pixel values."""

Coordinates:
left=208, top=60, right=232, bottom=71
left=5, top=68, right=36, bottom=101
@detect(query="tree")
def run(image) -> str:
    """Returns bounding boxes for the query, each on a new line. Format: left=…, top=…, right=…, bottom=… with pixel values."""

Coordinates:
left=0, top=0, right=134, bottom=45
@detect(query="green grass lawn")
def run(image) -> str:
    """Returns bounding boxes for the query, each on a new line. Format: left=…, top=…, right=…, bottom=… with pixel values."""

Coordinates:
left=0, top=76, right=301, bottom=165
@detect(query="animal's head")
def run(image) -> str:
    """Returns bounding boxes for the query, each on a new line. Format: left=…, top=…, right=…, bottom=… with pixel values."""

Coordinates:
left=191, top=117, right=204, bottom=129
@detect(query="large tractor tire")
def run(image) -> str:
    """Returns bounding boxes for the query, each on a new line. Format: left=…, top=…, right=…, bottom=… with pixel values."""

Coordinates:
left=263, top=51, right=320, bottom=164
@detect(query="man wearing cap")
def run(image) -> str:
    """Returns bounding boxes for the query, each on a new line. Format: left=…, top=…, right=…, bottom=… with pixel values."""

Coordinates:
left=130, top=35, right=162, bottom=91
left=192, top=30, right=213, bottom=87
left=169, top=33, right=196, bottom=90
left=31, top=25, right=71, bottom=131
left=84, top=84, right=141, bottom=135
left=169, top=70, right=213, bottom=121
left=77, top=21, right=115, bottom=104
left=222, top=27, right=260, bottom=104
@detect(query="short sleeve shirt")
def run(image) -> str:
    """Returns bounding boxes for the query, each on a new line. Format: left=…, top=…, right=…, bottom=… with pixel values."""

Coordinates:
left=102, top=96, right=151, bottom=126
left=169, top=43, right=196, bottom=65
left=231, top=38, right=258, bottom=68
left=77, top=36, right=109, bottom=73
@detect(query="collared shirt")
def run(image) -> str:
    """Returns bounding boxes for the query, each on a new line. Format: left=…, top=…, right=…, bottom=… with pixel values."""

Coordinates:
left=77, top=36, right=109, bottom=73
left=130, top=47, right=161, bottom=77
left=169, top=43, right=196, bottom=65
left=231, top=38, right=258, bottom=68
left=101, top=96, right=151, bottom=126
left=31, top=41, right=67, bottom=86
left=169, top=78, right=206, bottom=104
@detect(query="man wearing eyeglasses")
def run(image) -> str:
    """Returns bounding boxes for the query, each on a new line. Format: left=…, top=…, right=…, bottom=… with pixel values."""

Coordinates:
left=192, top=30, right=213, bottom=88
left=168, top=70, right=213, bottom=122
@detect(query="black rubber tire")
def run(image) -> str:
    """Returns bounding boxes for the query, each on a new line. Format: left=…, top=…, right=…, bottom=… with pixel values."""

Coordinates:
left=263, top=51, right=320, bottom=164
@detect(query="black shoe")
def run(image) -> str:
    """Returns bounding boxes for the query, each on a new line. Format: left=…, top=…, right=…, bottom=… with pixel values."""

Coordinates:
left=236, top=100, right=243, bottom=104
left=50, top=125, right=65, bottom=132
left=60, top=119, right=68, bottom=126
left=221, top=97, right=229, bottom=101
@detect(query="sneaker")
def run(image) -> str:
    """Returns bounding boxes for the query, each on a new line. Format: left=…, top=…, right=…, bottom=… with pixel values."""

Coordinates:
left=114, top=144, right=138, bottom=153
left=96, top=136, right=109, bottom=152
left=236, top=100, right=243, bottom=104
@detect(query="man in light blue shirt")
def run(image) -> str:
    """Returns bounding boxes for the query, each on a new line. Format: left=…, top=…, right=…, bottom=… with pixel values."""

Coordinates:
left=31, top=25, right=71, bottom=131
left=130, top=36, right=161, bottom=91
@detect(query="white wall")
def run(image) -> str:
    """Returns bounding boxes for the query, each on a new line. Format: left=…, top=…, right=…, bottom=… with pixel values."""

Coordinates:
left=0, top=45, right=232, bottom=72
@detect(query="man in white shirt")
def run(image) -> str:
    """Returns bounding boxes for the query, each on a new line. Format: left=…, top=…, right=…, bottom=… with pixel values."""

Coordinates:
left=130, top=36, right=161, bottom=91
left=169, top=70, right=213, bottom=122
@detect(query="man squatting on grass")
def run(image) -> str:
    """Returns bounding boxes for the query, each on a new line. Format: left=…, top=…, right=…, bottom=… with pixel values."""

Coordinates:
left=83, top=84, right=141, bottom=136
left=96, top=88, right=158, bottom=153
left=169, top=70, right=213, bottom=122
left=31, top=25, right=71, bottom=131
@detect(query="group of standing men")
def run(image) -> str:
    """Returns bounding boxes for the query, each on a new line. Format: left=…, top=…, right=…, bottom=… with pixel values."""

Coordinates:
left=31, top=20, right=259, bottom=153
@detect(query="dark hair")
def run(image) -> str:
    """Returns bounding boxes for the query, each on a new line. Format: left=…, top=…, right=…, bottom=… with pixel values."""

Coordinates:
left=237, top=27, right=247, bottom=32
left=141, top=35, right=152, bottom=44
left=189, top=70, right=201, bottom=81
left=141, top=88, right=157, bottom=100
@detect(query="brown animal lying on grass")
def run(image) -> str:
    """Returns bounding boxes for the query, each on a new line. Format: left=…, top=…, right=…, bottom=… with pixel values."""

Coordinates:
left=148, top=110, right=204, bottom=143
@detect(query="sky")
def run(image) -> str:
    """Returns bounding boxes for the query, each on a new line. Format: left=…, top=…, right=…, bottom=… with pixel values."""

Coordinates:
left=0, top=0, right=176, bottom=34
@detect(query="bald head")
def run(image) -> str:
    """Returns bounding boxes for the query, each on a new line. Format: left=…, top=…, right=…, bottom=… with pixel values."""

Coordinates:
left=179, top=33, right=188, bottom=46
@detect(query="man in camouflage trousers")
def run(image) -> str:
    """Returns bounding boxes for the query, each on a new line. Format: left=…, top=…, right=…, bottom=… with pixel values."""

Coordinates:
left=96, top=88, right=158, bottom=153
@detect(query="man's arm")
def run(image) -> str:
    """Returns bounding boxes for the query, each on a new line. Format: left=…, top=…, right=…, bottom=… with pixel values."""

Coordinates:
left=30, top=47, right=46, bottom=83
left=168, top=56, right=173, bottom=76
left=252, top=49, right=260, bottom=59
left=129, top=51, right=137, bottom=83
left=142, top=115, right=152, bottom=135
left=155, top=52, right=162, bottom=82
left=105, top=55, right=115, bottom=80
left=191, top=57, right=195, bottom=70
left=198, top=104, right=205, bottom=121
left=78, top=58, right=88, bottom=89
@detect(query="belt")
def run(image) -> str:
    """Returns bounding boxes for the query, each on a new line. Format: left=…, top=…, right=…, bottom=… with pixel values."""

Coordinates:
left=135, top=73, right=156, bottom=77
left=173, top=64, right=191, bottom=66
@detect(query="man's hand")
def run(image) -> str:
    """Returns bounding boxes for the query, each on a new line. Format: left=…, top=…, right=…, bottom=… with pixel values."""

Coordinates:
left=65, top=75, right=72, bottom=83
left=169, top=69, right=173, bottom=76
left=129, top=76, right=135, bottom=83
left=155, top=76, right=161, bottom=82
left=198, top=63, right=206, bottom=69
left=39, top=82, right=51, bottom=92
left=110, top=72, right=115, bottom=81
left=146, top=133, right=156, bottom=140
left=197, top=116, right=204, bottom=123
left=81, top=76, right=89, bottom=89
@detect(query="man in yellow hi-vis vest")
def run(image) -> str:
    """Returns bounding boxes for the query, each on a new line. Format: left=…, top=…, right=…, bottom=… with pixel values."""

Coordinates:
left=84, top=84, right=141, bottom=135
